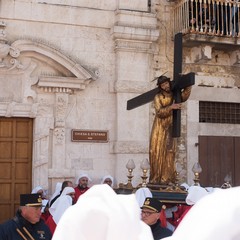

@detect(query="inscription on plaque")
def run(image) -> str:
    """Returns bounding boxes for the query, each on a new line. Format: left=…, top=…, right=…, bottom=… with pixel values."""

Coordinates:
left=71, top=129, right=108, bottom=142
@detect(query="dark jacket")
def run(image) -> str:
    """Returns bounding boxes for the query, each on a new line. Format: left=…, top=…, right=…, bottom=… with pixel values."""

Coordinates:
left=150, top=219, right=173, bottom=240
left=0, top=210, right=52, bottom=240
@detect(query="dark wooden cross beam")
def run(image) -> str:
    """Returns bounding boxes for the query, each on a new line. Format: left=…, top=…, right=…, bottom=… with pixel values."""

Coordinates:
left=126, top=33, right=195, bottom=138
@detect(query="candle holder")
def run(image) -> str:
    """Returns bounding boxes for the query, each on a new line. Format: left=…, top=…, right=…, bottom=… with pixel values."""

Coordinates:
left=140, top=159, right=150, bottom=187
left=118, top=159, right=136, bottom=191
left=125, top=159, right=136, bottom=189
left=192, top=162, right=202, bottom=186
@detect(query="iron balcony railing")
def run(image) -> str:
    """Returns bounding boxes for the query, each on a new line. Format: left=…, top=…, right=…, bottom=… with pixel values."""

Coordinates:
left=173, top=0, right=240, bottom=37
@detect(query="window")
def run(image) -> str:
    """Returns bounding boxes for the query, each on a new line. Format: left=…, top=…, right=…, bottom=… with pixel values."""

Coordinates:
left=199, top=101, right=240, bottom=124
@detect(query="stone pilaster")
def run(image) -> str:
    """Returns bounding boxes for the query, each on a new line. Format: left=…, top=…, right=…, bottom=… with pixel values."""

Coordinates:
left=110, top=9, right=159, bottom=185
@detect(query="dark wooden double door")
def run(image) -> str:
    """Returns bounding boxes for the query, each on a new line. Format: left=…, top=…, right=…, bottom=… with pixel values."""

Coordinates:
left=199, top=136, right=240, bottom=187
left=0, top=118, right=32, bottom=223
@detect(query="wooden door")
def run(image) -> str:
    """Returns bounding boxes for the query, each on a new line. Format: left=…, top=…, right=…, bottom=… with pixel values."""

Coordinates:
left=234, top=137, right=240, bottom=186
left=0, top=117, right=33, bottom=223
left=199, top=136, right=240, bottom=187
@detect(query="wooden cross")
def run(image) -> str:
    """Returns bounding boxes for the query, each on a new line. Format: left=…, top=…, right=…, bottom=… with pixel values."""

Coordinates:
left=127, top=33, right=195, bottom=138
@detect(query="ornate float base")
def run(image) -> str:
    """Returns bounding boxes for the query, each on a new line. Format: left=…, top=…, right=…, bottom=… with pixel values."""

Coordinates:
left=115, top=183, right=187, bottom=204
left=147, top=183, right=187, bottom=204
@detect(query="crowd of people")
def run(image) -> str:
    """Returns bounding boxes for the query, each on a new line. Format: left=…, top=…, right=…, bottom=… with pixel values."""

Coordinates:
left=0, top=174, right=116, bottom=240
left=0, top=174, right=239, bottom=240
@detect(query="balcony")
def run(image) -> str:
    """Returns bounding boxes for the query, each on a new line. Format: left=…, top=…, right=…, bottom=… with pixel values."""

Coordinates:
left=173, top=0, right=240, bottom=49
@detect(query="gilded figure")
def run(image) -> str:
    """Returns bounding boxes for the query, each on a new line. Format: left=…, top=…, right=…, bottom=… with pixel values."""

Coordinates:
left=149, top=76, right=192, bottom=185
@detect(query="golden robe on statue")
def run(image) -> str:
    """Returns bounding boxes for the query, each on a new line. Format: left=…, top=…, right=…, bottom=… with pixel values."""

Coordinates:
left=149, top=86, right=192, bottom=185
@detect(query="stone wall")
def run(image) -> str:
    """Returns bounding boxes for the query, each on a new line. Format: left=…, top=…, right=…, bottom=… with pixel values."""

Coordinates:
left=0, top=0, right=239, bottom=193
left=0, top=0, right=160, bottom=194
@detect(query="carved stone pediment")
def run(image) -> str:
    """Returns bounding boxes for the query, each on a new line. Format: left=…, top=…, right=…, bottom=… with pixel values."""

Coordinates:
left=10, top=39, right=97, bottom=93
left=0, top=21, right=97, bottom=117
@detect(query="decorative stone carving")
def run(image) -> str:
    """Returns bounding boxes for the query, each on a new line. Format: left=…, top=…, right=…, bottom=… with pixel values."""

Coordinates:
left=54, top=127, right=65, bottom=145
left=0, top=21, right=23, bottom=70
left=55, top=94, right=68, bottom=128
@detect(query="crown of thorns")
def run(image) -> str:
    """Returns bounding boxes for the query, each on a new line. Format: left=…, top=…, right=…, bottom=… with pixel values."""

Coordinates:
left=151, top=71, right=170, bottom=85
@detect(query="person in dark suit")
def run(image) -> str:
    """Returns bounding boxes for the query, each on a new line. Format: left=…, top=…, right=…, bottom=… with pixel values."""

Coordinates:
left=141, top=197, right=173, bottom=240
left=0, top=193, right=52, bottom=240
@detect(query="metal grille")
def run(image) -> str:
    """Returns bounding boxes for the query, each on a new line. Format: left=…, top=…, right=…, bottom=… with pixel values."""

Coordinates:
left=199, top=101, right=240, bottom=124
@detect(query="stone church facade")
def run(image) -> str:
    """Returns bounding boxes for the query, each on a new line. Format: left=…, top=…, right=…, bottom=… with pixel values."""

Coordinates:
left=0, top=0, right=240, bottom=196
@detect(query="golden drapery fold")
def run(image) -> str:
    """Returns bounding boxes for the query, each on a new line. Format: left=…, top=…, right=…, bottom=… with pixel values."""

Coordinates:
left=149, top=86, right=192, bottom=185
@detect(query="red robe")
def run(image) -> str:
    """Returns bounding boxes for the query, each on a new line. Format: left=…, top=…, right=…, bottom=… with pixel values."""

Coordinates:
left=41, top=211, right=50, bottom=223
left=45, top=215, right=56, bottom=235
left=168, top=205, right=192, bottom=228
left=74, top=186, right=89, bottom=203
